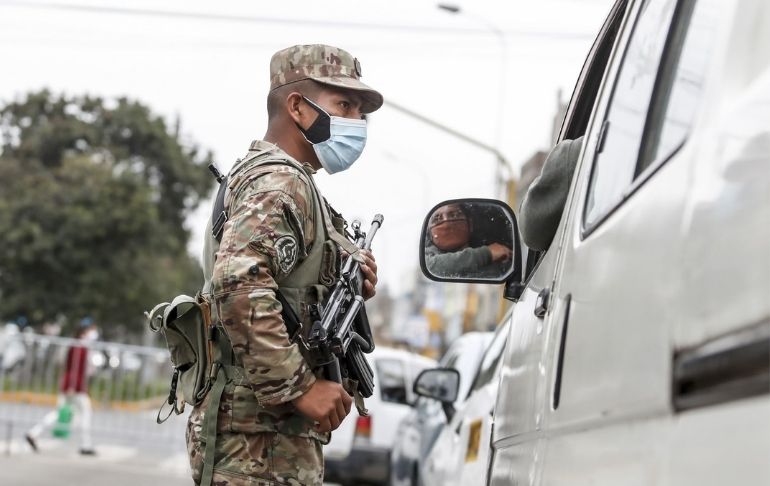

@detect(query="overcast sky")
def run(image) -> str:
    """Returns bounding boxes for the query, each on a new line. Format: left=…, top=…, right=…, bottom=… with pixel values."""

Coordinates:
left=0, top=0, right=612, bottom=295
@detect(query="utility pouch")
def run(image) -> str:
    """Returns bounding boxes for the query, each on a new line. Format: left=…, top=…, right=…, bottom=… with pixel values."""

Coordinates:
left=147, top=294, right=212, bottom=423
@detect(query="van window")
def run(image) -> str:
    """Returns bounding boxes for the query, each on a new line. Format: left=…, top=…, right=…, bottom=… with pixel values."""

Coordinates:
left=584, top=0, right=678, bottom=229
left=560, top=0, right=628, bottom=142
left=468, top=323, right=509, bottom=395
left=376, top=358, right=408, bottom=405
left=584, top=0, right=719, bottom=230
left=637, top=0, right=719, bottom=173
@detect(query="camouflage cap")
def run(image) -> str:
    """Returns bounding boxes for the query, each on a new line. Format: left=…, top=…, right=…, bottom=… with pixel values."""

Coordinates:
left=270, top=44, right=384, bottom=114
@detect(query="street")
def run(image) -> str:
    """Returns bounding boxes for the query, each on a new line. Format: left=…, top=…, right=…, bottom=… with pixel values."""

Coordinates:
left=0, top=402, right=341, bottom=485
left=1, top=437, right=190, bottom=486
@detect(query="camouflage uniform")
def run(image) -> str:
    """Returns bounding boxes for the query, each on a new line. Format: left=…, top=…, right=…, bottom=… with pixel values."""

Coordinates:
left=187, top=45, right=382, bottom=486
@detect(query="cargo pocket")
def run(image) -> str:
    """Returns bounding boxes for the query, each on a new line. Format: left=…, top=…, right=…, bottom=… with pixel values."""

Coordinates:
left=230, top=385, right=260, bottom=434
left=212, top=468, right=289, bottom=486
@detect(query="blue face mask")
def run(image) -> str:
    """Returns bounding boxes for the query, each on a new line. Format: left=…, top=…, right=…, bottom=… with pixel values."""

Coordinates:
left=297, top=96, right=367, bottom=174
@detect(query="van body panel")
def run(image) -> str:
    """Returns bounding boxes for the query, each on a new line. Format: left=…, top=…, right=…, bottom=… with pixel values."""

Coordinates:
left=540, top=416, right=669, bottom=486
left=664, top=397, right=770, bottom=485
left=675, top=42, right=770, bottom=349
left=485, top=0, right=770, bottom=484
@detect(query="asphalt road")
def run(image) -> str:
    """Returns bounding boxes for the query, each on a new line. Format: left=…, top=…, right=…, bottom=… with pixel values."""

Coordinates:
left=1, top=438, right=191, bottom=486
left=0, top=402, right=341, bottom=485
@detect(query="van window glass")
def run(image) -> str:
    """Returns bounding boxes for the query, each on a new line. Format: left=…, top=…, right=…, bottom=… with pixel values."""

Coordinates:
left=469, top=323, right=509, bottom=394
left=560, top=0, right=628, bottom=142
left=376, top=358, right=408, bottom=405
left=584, top=0, right=677, bottom=228
left=638, top=0, right=719, bottom=173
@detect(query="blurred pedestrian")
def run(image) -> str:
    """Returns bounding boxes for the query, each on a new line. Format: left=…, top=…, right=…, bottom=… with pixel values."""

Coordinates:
left=25, top=317, right=98, bottom=455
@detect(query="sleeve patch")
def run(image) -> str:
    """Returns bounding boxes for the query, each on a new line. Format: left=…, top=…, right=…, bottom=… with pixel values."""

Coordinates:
left=275, top=235, right=299, bottom=274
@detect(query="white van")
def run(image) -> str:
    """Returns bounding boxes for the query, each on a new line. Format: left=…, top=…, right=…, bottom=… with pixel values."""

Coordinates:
left=417, top=0, right=770, bottom=484
left=324, top=346, right=437, bottom=486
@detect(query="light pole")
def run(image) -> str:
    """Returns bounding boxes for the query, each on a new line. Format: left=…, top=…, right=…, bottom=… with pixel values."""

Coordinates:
left=382, top=99, right=512, bottom=196
left=437, top=3, right=509, bottom=196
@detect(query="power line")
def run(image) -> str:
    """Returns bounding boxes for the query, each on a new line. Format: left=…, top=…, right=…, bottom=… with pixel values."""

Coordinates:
left=0, top=34, right=589, bottom=57
left=0, top=0, right=595, bottom=40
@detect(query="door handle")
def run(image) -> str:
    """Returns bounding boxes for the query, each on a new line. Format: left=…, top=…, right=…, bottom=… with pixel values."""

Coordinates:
left=673, top=320, right=770, bottom=411
left=552, top=294, right=572, bottom=409
left=534, top=288, right=550, bottom=318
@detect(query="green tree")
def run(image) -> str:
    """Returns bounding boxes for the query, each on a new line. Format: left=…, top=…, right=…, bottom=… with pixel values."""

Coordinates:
left=0, top=90, right=214, bottom=336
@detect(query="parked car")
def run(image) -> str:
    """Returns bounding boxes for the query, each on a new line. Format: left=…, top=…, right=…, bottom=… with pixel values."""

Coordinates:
left=419, top=0, right=770, bottom=484
left=324, top=346, right=437, bottom=486
left=416, top=318, right=510, bottom=486
left=389, top=332, right=493, bottom=486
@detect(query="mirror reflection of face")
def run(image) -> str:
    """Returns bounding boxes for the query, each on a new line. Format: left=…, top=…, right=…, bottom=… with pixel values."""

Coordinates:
left=429, top=204, right=470, bottom=251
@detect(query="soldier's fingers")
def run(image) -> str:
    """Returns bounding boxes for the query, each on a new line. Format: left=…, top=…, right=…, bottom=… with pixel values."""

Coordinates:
left=336, top=394, right=348, bottom=421
left=316, top=417, right=332, bottom=433
left=360, top=266, right=377, bottom=287
left=342, top=390, right=353, bottom=414
left=329, top=410, right=342, bottom=431
left=363, top=281, right=376, bottom=299
left=362, top=252, right=378, bottom=273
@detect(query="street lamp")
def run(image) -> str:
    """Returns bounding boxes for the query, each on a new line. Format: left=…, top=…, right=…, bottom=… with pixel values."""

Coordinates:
left=437, top=3, right=509, bottom=195
left=382, top=98, right=512, bottom=195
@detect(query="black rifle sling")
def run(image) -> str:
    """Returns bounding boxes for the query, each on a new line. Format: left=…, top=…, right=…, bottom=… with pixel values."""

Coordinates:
left=211, top=177, right=229, bottom=243
left=274, top=290, right=302, bottom=342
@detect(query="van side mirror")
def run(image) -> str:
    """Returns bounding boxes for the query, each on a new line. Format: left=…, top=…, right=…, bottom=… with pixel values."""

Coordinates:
left=419, top=198, right=523, bottom=300
left=413, top=368, right=460, bottom=403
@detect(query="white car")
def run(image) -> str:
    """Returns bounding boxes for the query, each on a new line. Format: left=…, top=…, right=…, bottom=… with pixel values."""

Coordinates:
left=324, top=346, right=437, bottom=486
left=417, top=318, right=510, bottom=486
left=389, top=332, right=494, bottom=486
left=419, top=0, right=770, bottom=484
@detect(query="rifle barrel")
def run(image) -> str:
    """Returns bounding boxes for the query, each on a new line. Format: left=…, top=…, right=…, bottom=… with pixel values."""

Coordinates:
left=363, top=214, right=384, bottom=250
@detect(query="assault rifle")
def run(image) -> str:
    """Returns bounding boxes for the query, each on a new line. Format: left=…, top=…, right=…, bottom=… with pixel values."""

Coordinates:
left=306, top=215, right=384, bottom=398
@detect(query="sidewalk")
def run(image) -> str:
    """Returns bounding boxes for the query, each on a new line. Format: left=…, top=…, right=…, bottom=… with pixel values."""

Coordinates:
left=1, top=437, right=191, bottom=486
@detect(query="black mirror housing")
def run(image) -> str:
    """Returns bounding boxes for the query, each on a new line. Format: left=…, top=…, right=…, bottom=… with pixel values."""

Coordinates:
left=419, top=198, right=523, bottom=298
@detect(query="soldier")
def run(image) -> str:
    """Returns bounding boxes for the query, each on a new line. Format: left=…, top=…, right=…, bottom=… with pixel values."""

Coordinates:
left=186, top=45, right=382, bottom=486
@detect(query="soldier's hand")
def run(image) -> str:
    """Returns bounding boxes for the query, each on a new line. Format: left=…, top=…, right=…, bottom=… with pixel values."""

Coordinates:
left=359, top=250, right=378, bottom=300
left=488, top=243, right=513, bottom=262
left=292, top=379, right=353, bottom=433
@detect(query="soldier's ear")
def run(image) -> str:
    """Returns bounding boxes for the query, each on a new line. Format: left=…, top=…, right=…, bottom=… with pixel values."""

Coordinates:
left=286, top=92, right=305, bottom=125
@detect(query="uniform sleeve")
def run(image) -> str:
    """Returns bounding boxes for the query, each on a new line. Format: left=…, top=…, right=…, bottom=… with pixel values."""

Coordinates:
left=426, top=245, right=492, bottom=276
left=211, top=167, right=317, bottom=407
left=519, top=136, right=583, bottom=251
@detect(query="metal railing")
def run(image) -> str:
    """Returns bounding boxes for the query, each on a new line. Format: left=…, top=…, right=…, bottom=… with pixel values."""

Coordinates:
left=0, top=330, right=187, bottom=455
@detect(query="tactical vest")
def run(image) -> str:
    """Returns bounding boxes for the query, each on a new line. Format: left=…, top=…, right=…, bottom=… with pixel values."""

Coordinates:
left=196, top=142, right=359, bottom=485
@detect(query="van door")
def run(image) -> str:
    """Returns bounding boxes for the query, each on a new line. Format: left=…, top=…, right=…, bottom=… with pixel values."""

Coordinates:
left=539, top=0, right=727, bottom=484
left=488, top=2, right=629, bottom=485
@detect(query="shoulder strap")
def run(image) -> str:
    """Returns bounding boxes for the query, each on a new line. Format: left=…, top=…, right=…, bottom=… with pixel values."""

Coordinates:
left=210, top=151, right=363, bottom=260
left=210, top=154, right=297, bottom=243
left=211, top=177, right=229, bottom=243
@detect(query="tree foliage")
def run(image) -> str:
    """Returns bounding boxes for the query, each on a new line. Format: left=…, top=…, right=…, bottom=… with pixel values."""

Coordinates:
left=0, top=90, right=214, bottom=336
